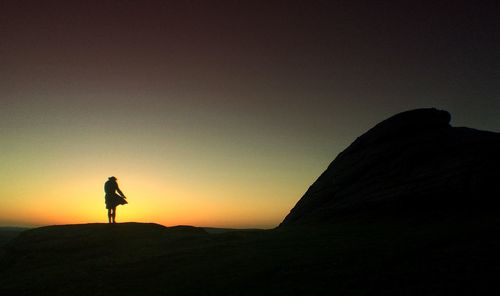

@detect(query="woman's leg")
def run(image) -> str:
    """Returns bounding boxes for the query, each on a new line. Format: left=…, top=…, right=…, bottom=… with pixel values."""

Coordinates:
left=111, top=207, right=117, bottom=223
left=107, top=208, right=112, bottom=223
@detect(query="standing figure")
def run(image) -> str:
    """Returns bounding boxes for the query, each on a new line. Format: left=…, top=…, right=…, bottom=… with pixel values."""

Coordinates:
left=104, top=176, right=128, bottom=223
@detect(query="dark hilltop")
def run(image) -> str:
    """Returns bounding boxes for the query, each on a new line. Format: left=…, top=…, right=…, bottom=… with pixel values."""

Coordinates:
left=281, top=108, right=500, bottom=226
left=1, top=108, right=500, bottom=295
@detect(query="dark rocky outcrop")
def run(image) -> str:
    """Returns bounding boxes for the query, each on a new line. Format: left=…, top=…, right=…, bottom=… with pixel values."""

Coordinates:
left=281, top=108, right=500, bottom=226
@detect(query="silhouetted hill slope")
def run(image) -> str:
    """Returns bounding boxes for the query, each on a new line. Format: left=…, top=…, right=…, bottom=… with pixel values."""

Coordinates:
left=281, top=108, right=500, bottom=226
left=0, top=227, right=29, bottom=258
left=0, top=227, right=29, bottom=247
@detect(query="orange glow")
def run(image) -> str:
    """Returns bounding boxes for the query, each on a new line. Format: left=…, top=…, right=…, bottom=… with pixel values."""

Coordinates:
left=0, top=153, right=312, bottom=228
left=0, top=92, right=330, bottom=230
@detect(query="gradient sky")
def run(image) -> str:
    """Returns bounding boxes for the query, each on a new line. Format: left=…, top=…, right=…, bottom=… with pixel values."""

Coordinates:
left=1, top=0, right=499, bottom=228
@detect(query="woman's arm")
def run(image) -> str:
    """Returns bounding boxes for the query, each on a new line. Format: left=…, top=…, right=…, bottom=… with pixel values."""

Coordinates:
left=116, top=186, right=126, bottom=198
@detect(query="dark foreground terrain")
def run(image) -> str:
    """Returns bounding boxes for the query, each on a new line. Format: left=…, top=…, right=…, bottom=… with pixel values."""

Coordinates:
left=0, top=227, right=29, bottom=257
left=1, top=213, right=499, bottom=296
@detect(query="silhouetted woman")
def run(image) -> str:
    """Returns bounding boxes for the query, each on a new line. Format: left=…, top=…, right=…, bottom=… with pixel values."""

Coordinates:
left=104, top=176, right=128, bottom=223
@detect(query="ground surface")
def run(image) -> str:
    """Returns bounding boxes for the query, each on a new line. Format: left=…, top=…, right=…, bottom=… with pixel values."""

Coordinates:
left=1, top=211, right=499, bottom=295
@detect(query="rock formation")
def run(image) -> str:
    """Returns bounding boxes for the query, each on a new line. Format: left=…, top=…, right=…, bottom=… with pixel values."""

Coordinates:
left=281, top=108, right=500, bottom=226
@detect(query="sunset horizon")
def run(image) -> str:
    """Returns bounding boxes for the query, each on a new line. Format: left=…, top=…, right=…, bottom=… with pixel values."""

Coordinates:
left=1, top=0, right=499, bottom=230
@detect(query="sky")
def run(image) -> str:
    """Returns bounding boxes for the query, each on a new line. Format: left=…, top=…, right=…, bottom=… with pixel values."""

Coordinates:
left=1, top=0, right=499, bottom=228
